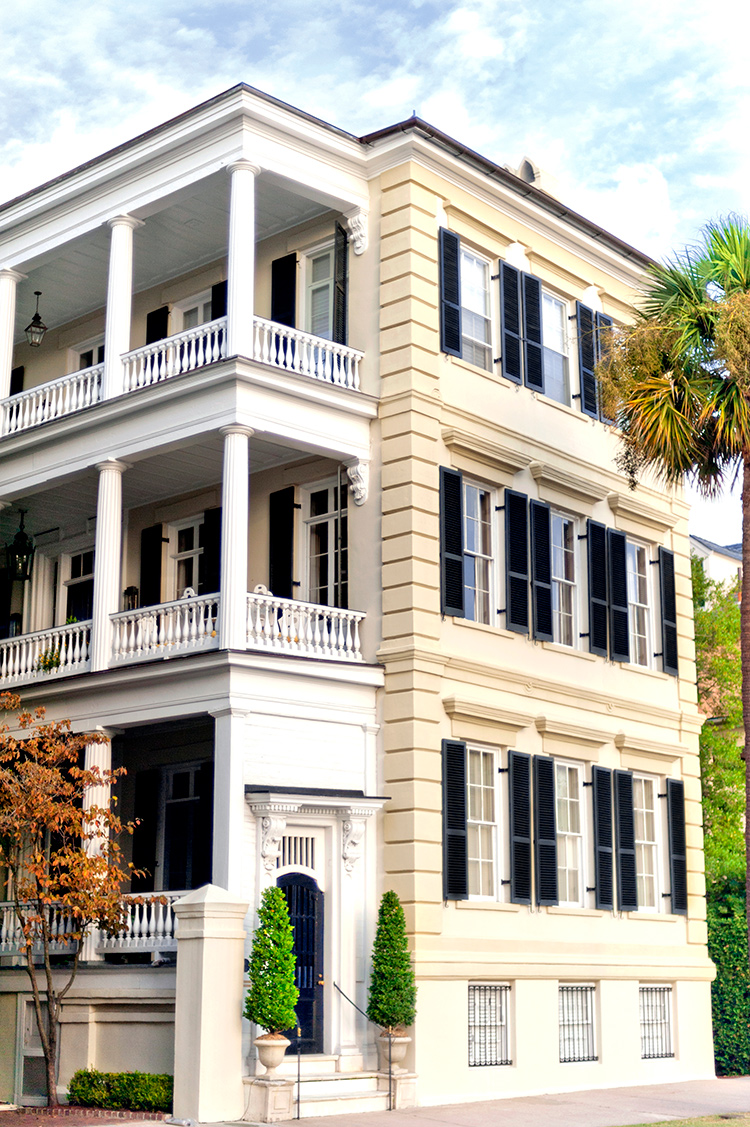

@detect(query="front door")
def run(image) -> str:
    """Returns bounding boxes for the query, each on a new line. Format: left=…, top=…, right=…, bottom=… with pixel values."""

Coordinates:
left=277, top=873, right=324, bottom=1054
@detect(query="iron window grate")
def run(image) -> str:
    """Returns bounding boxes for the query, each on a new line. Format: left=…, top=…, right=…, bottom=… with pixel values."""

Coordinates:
left=559, top=985, right=597, bottom=1062
left=639, top=986, right=674, bottom=1059
left=468, top=984, right=512, bottom=1066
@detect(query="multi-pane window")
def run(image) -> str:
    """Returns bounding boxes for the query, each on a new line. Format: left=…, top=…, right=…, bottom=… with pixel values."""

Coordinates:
left=307, top=248, right=334, bottom=340
left=467, top=747, right=496, bottom=897
left=65, top=550, right=95, bottom=622
left=626, top=541, right=650, bottom=666
left=464, top=483, right=492, bottom=624
left=180, top=295, right=213, bottom=331
left=78, top=341, right=105, bottom=370
left=556, top=762, right=583, bottom=906
left=542, top=293, right=569, bottom=404
left=306, top=482, right=348, bottom=608
left=559, top=985, right=597, bottom=1062
left=171, top=518, right=203, bottom=598
left=551, top=513, right=576, bottom=645
left=639, top=986, right=673, bottom=1058
left=460, top=250, right=492, bottom=372
left=633, top=775, right=659, bottom=910
left=468, top=984, right=511, bottom=1066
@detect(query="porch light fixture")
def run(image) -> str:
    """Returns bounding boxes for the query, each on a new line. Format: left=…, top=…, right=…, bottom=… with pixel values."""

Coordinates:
left=7, top=510, right=34, bottom=582
left=24, top=291, right=47, bottom=348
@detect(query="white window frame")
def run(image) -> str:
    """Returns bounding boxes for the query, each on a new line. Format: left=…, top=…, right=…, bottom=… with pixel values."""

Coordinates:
left=541, top=290, right=570, bottom=405
left=301, top=478, right=348, bottom=608
left=467, top=744, right=499, bottom=899
left=468, top=982, right=512, bottom=1066
left=167, top=516, right=204, bottom=601
left=558, top=983, right=597, bottom=1063
left=68, top=334, right=105, bottom=374
left=62, top=547, right=95, bottom=624
left=626, top=539, right=653, bottom=668
left=555, top=759, right=585, bottom=907
left=463, top=479, right=494, bottom=625
left=639, top=984, right=674, bottom=1058
left=172, top=290, right=214, bottom=334
left=153, top=760, right=207, bottom=893
left=551, top=511, right=577, bottom=647
left=303, top=242, right=334, bottom=341
left=633, top=772, right=663, bottom=912
left=459, top=247, right=493, bottom=372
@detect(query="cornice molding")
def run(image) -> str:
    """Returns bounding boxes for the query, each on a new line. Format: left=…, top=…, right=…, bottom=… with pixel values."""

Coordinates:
left=442, top=427, right=532, bottom=476
left=614, top=732, right=686, bottom=762
left=607, top=492, right=678, bottom=534
left=529, top=461, right=610, bottom=506
left=443, top=696, right=534, bottom=732
left=535, top=716, right=610, bottom=747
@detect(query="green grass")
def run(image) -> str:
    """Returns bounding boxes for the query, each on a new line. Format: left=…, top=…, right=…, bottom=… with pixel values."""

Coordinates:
left=625, top=1116, right=750, bottom=1127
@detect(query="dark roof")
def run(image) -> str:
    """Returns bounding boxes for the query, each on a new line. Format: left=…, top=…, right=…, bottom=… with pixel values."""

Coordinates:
left=691, top=534, right=743, bottom=560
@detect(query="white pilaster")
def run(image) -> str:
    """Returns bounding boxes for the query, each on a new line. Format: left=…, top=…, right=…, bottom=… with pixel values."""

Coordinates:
left=218, top=425, right=253, bottom=651
left=102, top=216, right=142, bottom=400
left=90, top=459, right=127, bottom=671
left=226, top=161, right=260, bottom=359
left=0, top=269, right=26, bottom=400
left=210, top=708, right=248, bottom=895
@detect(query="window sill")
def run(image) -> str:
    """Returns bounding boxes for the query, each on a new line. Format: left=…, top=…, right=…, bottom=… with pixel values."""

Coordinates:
left=452, top=616, right=517, bottom=640
left=547, top=905, right=602, bottom=917
left=625, top=911, right=677, bottom=922
left=620, top=662, right=670, bottom=681
left=541, top=641, right=597, bottom=662
left=456, top=899, right=522, bottom=912
left=530, top=391, right=594, bottom=422
left=447, top=353, right=510, bottom=385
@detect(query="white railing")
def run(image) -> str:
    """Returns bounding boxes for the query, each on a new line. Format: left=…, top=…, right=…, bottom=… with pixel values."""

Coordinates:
left=252, top=317, right=362, bottom=390
left=0, top=621, right=92, bottom=685
left=0, top=901, right=78, bottom=956
left=96, top=893, right=182, bottom=953
left=2, top=365, right=102, bottom=435
left=246, top=592, right=364, bottom=662
left=110, top=593, right=220, bottom=662
left=123, top=317, right=227, bottom=391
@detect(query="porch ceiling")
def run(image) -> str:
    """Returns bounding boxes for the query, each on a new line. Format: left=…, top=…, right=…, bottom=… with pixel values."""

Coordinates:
left=0, top=432, right=309, bottom=543
left=12, top=171, right=331, bottom=344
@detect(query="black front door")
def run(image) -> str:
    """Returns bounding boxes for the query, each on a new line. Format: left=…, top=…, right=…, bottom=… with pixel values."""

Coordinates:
left=277, top=873, right=324, bottom=1054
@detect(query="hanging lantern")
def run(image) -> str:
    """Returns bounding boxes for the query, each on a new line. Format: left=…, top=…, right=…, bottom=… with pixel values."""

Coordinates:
left=7, top=510, right=34, bottom=582
left=24, top=291, right=47, bottom=348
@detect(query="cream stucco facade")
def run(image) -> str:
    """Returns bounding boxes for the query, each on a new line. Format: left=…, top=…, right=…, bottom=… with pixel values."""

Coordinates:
left=0, top=85, right=712, bottom=1116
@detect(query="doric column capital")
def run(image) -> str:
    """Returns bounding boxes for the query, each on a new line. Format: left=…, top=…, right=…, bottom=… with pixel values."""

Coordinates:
left=0, top=269, right=27, bottom=284
left=227, top=159, right=261, bottom=177
left=95, top=458, right=129, bottom=475
left=219, top=424, right=254, bottom=440
left=107, top=214, right=144, bottom=232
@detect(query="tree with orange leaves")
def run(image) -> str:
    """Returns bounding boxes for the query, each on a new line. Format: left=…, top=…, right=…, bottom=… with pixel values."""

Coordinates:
left=0, top=692, right=137, bottom=1106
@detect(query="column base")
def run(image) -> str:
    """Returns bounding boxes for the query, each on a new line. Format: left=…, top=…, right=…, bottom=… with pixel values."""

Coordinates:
left=242, top=1077, right=295, bottom=1123
left=377, top=1071, right=418, bottom=1109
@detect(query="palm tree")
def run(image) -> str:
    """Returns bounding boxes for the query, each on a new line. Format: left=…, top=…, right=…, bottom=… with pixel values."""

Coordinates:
left=597, top=216, right=750, bottom=942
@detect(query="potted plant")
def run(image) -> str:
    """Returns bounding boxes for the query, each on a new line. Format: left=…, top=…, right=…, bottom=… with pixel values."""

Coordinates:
left=366, top=890, right=417, bottom=1071
left=244, top=885, right=299, bottom=1075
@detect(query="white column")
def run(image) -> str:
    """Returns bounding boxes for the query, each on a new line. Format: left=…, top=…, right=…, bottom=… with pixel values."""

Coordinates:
left=226, top=161, right=260, bottom=359
left=80, top=733, right=113, bottom=963
left=210, top=708, right=248, bottom=895
left=218, top=425, right=253, bottom=651
left=90, top=459, right=127, bottom=671
left=102, top=216, right=142, bottom=400
left=0, top=269, right=25, bottom=400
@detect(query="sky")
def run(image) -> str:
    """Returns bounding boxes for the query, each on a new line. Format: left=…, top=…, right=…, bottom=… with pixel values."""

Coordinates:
left=1, top=0, right=748, bottom=542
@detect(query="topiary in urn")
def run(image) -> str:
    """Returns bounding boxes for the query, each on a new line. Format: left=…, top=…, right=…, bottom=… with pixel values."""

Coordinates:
left=244, top=885, right=299, bottom=1071
left=366, top=890, right=417, bottom=1035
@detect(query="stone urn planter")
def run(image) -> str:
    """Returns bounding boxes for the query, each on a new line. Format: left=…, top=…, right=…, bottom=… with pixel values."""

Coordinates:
left=254, top=1033, right=291, bottom=1076
left=377, top=1031, right=411, bottom=1072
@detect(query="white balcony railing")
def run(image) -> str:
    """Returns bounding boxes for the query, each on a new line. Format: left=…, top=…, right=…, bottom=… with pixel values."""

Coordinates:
left=0, top=901, right=79, bottom=956
left=2, top=365, right=102, bottom=435
left=246, top=591, right=364, bottom=662
left=110, top=593, right=220, bottom=662
left=252, top=317, right=362, bottom=390
left=96, top=893, right=182, bottom=954
left=0, top=621, right=92, bottom=685
left=123, top=317, right=227, bottom=391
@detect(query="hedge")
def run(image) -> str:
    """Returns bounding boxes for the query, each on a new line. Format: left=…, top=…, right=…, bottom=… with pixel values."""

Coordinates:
left=707, top=876, right=750, bottom=1076
left=68, top=1069, right=173, bottom=1112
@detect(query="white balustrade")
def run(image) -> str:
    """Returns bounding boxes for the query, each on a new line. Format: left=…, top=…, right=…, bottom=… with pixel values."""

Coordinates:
left=252, top=317, right=362, bottom=390
left=110, top=593, right=220, bottom=662
left=0, top=901, right=79, bottom=956
left=97, top=893, right=181, bottom=953
left=2, top=365, right=102, bottom=435
left=0, top=621, right=92, bottom=686
left=246, top=592, right=364, bottom=661
left=123, top=318, right=227, bottom=391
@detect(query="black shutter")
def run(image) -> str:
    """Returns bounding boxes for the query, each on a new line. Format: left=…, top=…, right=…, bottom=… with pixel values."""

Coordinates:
left=608, top=529, right=630, bottom=663
left=667, top=779, right=688, bottom=914
left=442, top=739, right=468, bottom=900
left=659, top=547, right=679, bottom=676
left=614, top=769, right=638, bottom=911
left=530, top=500, right=553, bottom=641
left=199, top=507, right=222, bottom=595
left=145, top=305, right=170, bottom=345
left=499, top=262, right=522, bottom=383
left=522, top=273, right=544, bottom=392
left=140, top=524, right=164, bottom=608
left=9, top=365, right=24, bottom=396
left=192, top=760, right=214, bottom=888
left=533, top=755, right=558, bottom=906
left=211, top=281, right=227, bottom=321
left=439, top=467, right=464, bottom=617
left=587, top=519, right=609, bottom=656
left=269, top=486, right=296, bottom=599
left=508, top=750, right=532, bottom=905
left=0, top=569, right=12, bottom=639
left=505, top=489, right=529, bottom=633
left=577, top=303, right=598, bottom=418
left=595, top=312, right=614, bottom=423
left=131, top=768, right=160, bottom=893
left=271, top=254, right=297, bottom=328
left=439, top=229, right=462, bottom=357
left=333, top=222, right=348, bottom=345
left=592, top=766, right=613, bottom=911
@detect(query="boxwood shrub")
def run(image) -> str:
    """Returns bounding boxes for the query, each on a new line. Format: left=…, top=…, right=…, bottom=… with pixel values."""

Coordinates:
left=707, top=875, right=750, bottom=1076
left=68, top=1068, right=173, bottom=1112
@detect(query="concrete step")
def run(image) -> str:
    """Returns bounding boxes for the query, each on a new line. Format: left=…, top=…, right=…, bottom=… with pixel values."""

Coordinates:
left=295, top=1071, right=381, bottom=1098
left=297, top=1088, right=390, bottom=1118
left=276, top=1054, right=339, bottom=1077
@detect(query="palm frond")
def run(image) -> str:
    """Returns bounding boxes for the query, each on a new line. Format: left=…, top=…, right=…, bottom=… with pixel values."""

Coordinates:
left=703, top=216, right=750, bottom=295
